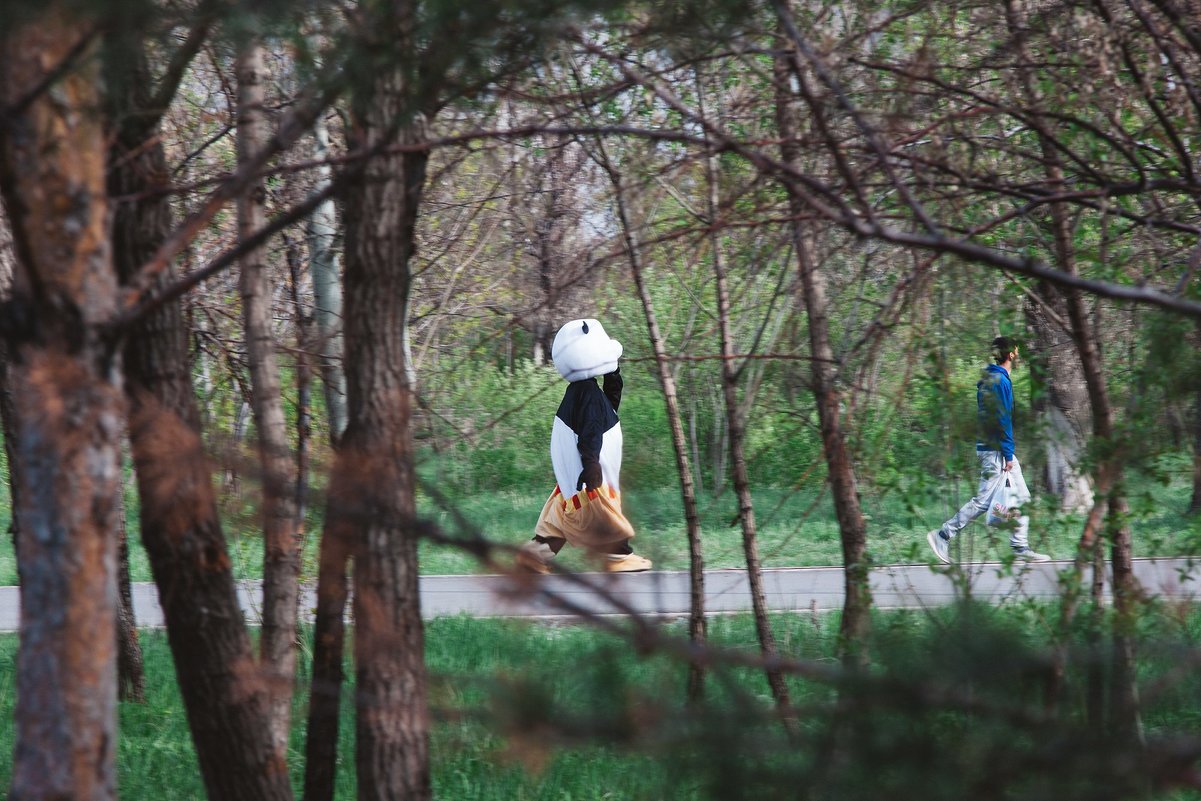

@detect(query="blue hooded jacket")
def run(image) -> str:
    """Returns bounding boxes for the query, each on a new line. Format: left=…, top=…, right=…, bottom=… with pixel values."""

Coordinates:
left=976, top=363, right=1015, bottom=460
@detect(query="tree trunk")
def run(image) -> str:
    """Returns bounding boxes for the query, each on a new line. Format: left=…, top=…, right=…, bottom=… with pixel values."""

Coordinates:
left=287, top=239, right=313, bottom=526
left=1024, top=286, right=1094, bottom=512
left=607, top=164, right=708, bottom=701
left=773, top=44, right=872, bottom=661
left=237, top=40, right=303, bottom=757
left=104, top=28, right=294, bottom=801
left=115, top=484, right=147, bottom=704
left=337, top=40, right=433, bottom=798
left=308, top=116, right=348, bottom=444
left=0, top=10, right=123, bottom=798
left=1005, top=0, right=1138, bottom=727
left=1107, top=489, right=1143, bottom=741
left=0, top=341, right=18, bottom=553
left=301, top=493, right=352, bottom=801
left=698, top=71, right=793, bottom=718
left=1192, top=363, right=1201, bottom=515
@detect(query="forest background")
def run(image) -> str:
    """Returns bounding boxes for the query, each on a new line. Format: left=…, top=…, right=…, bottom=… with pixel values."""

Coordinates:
left=3, top=0, right=1201, bottom=798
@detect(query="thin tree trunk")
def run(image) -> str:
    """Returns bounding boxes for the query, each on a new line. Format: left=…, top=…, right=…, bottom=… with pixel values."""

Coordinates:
left=606, top=163, right=707, bottom=701
left=287, top=239, right=312, bottom=527
left=115, top=484, right=146, bottom=703
left=104, top=26, right=294, bottom=801
left=291, top=134, right=348, bottom=801
left=698, top=70, right=793, bottom=718
left=1107, top=489, right=1143, bottom=741
left=301, top=474, right=352, bottom=801
left=308, top=116, right=348, bottom=444
left=773, top=42, right=871, bottom=661
left=237, top=40, right=303, bottom=757
left=0, top=341, right=18, bottom=554
left=1192, top=360, right=1201, bottom=515
left=1, top=9, right=123, bottom=798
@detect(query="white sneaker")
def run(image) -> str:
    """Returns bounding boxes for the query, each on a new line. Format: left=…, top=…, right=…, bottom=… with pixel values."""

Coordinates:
left=926, top=529, right=951, bottom=564
left=1013, top=547, right=1051, bottom=562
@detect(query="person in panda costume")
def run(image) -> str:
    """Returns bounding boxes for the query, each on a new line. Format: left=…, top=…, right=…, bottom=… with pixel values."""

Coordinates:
left=516, top=318, right=653, bottom=574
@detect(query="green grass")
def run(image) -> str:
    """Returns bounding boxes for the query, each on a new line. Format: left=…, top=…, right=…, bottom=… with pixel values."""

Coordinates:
left=0, top=615, right=840, bottom=799
left=3, top=607, right=1201, bottom=799
left=1, top=454, right=1198, bottom=585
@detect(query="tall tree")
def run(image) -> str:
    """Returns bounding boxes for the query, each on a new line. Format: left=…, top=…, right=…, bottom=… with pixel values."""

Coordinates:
left=0, top=6, right=123, bottom=798
left=304, top=4, right=434, bottom=796
left=1002, top=0, right=1140, bottom=737
left=341, top=95, right=432, bottom=801
left=772, top=17, right=872, bottom=659
left=103, top=9, right=296, bottom=798
left=605, top=155, right=708, bottom=700
left=1024, top=288, right=1094, bottom=512
left=237, top=35, right=304, bottom=756
left=307, top=114, right=349, bottom=444
left=698, top=73, right=794, bottom=716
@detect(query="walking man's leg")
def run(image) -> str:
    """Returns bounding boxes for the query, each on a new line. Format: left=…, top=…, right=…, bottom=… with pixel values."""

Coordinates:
left=927, top=451, right=1001, bottom=563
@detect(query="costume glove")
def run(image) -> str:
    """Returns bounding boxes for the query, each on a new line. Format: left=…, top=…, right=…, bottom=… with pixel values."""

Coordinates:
left=576, top=462, right=603, bottom=492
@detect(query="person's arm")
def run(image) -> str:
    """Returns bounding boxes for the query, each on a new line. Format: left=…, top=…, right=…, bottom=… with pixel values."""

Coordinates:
left=573, top=383, right=605, bottom=490
left=602, top=367, right=623, bottom=413
left=997, top=376, right=1016, bottom=468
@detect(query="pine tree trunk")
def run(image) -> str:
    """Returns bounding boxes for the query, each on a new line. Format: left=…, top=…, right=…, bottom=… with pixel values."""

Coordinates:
left=237, top=41, right=303, bottom=757
left=104, top=29, right=294, bottom=801
left=333, top=36, right=433, bottom=796
left=1, top=10, right=122, bottom=798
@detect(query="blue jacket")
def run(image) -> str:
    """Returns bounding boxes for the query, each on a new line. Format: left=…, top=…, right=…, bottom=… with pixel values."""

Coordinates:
left=976, top=364, right=1015, bottom=460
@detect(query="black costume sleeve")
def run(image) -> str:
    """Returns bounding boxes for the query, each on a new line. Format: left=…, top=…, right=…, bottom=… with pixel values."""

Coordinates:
left=602, top=368, right=623, bottom=413
left=573, top=381, right=606, bottom=471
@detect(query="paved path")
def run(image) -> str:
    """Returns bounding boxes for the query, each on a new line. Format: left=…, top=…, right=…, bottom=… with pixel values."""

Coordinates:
left=0, top=557, right=1197, bottom=631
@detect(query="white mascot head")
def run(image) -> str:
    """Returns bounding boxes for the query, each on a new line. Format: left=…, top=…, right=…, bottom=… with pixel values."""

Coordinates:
left=551, top=319, right=623, bottom=382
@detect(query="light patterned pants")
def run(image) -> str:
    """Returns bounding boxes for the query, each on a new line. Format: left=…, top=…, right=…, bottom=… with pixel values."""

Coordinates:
left=941, top=450, right=1031, bottom=550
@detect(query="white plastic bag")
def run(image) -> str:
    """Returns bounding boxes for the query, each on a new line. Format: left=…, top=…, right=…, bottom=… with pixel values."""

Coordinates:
left=986, top=475, right=1023, bottom=526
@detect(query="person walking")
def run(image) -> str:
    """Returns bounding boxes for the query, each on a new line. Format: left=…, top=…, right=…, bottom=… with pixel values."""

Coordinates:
left=516, top=319, right=653, bottom=574
left=927, top=336, right=1051, bottom=564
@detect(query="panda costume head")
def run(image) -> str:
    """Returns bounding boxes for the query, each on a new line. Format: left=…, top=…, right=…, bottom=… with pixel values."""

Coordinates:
left=551, top=319, right=622, bottom=382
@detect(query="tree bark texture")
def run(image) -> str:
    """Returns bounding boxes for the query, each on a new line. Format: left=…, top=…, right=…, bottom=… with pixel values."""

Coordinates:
left=1023, top=286, right=1094, bottom=512
left=0, top=10, right=122, bottom=798
left=698, top=74, right=793, bottom=716
left=1005, top=1, right=1139, bottom=727
left=1192, top=358, right=1201, bottom=515
left=302, top=490, right=351, bottom=801
left=115, top=511, right=146, bottom=703
left=308, top=116, right=349, bottom=444
left=104, top=32, right=294, bottom=801
left=773, top=46, right=872, bottom=660
left=608, top=167, right=707, bottom=701
left=339, top=41, right=432, bottom=800
left=237, top=40, right=303, bottom=758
